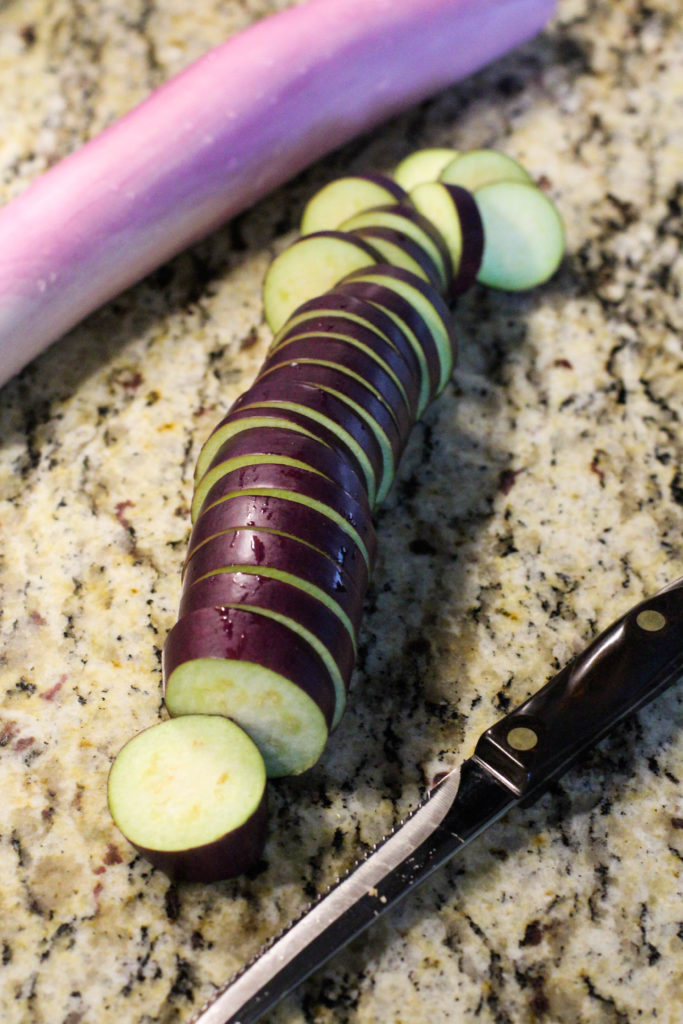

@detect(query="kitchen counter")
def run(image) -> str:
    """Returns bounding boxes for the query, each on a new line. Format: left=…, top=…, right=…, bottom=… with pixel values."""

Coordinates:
left=0, top=1, right=681, bottom=1022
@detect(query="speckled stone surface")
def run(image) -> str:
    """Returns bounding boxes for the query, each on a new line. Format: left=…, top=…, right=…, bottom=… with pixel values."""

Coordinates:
left=0, top=1, right=682, bottom=1022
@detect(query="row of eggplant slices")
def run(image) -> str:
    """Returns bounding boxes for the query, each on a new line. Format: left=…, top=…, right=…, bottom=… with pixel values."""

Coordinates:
left=107, top=148, right=566, bottom=882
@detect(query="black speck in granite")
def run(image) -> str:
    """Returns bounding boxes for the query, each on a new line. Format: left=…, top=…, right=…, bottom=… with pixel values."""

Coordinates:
left=519, top=919, right=544, bottom=947
left=670, top=471, right=683, bottom=506
left=582, top=973, right=630, bottom=1021
left=408, top=536, right=437, bottom=555
left=6, top=677, right=37, bottom=699
left=167, top=956, right=197, bottom=1003
left=164, top=885, right=181, bottom=922
left=19, top=24, right=37, bottom=47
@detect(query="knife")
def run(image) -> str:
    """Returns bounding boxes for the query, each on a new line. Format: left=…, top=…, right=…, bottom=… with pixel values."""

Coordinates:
left=190, top=576, right=683, bottom=1024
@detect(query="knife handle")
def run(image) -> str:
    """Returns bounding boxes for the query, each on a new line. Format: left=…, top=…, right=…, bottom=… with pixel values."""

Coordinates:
left=472, top=578, right=683, bottom=802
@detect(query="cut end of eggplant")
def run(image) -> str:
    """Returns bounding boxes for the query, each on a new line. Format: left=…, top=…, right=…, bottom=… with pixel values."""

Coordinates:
left=165, top=656, right=329, bottom=777
left=262, top=231, right=381, bottom=333
left=393, top=147, right=460, bottom=191
left=107, top=715, right=268, bottom=883
left=300, top=174, right=407, bottom=235
left=439, top=148, right=532, bottom=191
left=475, top=181, right=566, bottom=291
left=163, top=607, right=335, bottom=777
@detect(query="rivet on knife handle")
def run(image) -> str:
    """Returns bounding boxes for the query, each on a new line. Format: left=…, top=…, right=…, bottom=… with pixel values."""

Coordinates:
left=473, top=577, right=683, bottom=803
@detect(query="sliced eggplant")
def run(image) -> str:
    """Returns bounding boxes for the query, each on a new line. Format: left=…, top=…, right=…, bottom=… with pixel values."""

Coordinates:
left=260, top=343, right=413, bottom=443
left=272, top=301, right=424, bottom=417
left=191, top=462, right=376, bottom=570
left=201, top=425, right=369, bottom=507
left=339, top=204, right=452, bottom=295
left=393, top=147, right=460, bottom=190
left=243, top=362, right=403, bottom=494
left=195, top=413, right=324, bottom=484
left=193, top=502, right=372, bottom=590
left=195, top=407, right=370, bottom=503
left=187, top=494, right=373, bottom=594
left=339, top=264, right=457, bottom=395
left=300, top=173, right=407, bottom=234
left=163, top=606, right=336, bottom=777
left=345, top=224, right=442, bottom=290
left=181, top=531, right=366, bottom=639
left=475, top=181, right=565, bottom=291
left=178, top=571, right=358, bottom=729
left=408, top=182, right=484, bottom=296
left=262, top=231, right=381, bottom=332
left=181, top=566, right=360, bottom=652
left=111, top=148, right=567, bottom=880
left=335, top=274, right=443, bottom=404
left=194, top=447, right=376, bottom=528
left=107, top=715, right=268, bottom=883
left=230, top=383, right=384, bottom=504
left=439, top=148, right=533, bottom=191
left=192, top=452, right=329, bottom=523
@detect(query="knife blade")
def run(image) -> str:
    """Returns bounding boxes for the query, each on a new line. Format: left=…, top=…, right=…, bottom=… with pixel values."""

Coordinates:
left=191, top=576, right=683, bottom=1024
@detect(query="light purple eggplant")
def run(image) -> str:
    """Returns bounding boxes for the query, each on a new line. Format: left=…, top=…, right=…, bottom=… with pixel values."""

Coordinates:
left=0, top=0, right=555, bottom=387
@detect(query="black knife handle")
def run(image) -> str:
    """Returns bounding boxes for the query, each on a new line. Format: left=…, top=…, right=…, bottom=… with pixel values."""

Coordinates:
left=472, top=578, right=683, bottom=802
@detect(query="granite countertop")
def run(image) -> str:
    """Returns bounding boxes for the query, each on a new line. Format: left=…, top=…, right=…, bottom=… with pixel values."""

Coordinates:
left=0, top=1, right=681, bottom=1022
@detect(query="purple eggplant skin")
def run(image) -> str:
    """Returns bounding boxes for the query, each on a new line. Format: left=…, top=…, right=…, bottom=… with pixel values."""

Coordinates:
left=178, top=570, right=358, bottom=691
left=277, top=293, right=425, bottom=414
left=132, top=787, right=268, bottom=884
left=203, top=425, right=368, bottom=507
left=229, top=381, right=385, bottom=502
left=197, top=404, right=372, bottom=501
left=268, top=319, right=420, bottom=423
left=360, top=201, right=456, bottom=274
left=341, top=262, right=458, bottom=374
left=249, top=360, right=406, bottom=462
left=279, top=228, right=383, bottom=262
left=163, top=605, right=337, bottom=728
left=333, top=277, right=443, bottom=402
left=195, top=449, right=374, bottom=526
left=260, top=338, right=414, bottom=440
left=345, top=201, right=454, bottom=292
left=186, top=493, right=375, bottom=590
left=440, top=185, right=485, bottom=297
left=181, top=528, right=367, bottom=634
left=194, top=461, right=376, bottom=560
left=349, top=172, right=408, bottom=201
